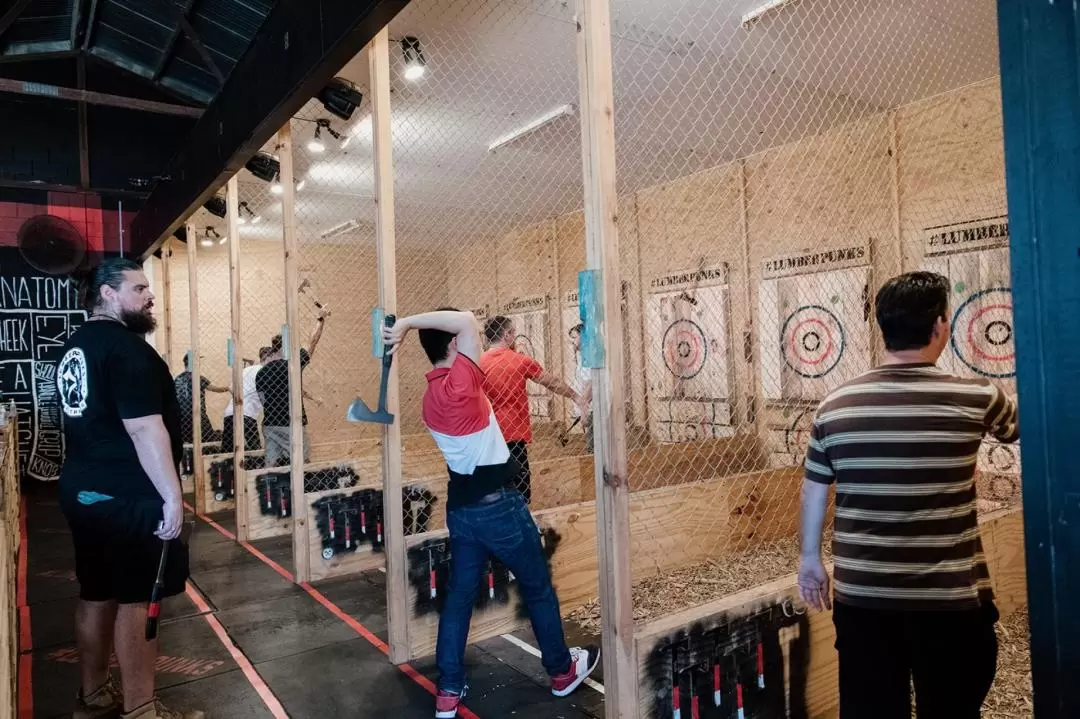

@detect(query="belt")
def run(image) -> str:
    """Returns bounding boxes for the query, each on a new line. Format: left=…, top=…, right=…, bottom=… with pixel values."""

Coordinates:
left=477, top=489, right=505, bottom=504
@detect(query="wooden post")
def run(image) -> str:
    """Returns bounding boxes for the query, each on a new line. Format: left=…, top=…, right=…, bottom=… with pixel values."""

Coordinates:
left=888, top=109, right=902, bottom=274
left=370, top=27, right=409, bottom=664
left=226, top=175, right=247, bottom=538
left=576, top=0, right=637, bottom=715
left=186, top=222, right=204, bottom=512
left=998, top=0, right=1080, bottom=711
left=161, top=237, right=173, bottom=367
left=280, top=122, right=310, bottom=583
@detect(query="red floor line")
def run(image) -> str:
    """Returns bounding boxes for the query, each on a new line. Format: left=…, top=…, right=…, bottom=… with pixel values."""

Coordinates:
left=185, top=583, right=290, bottom=719
left=17, top=496, right=32, bottom=719
left=189, top=506, right=481, bottom=719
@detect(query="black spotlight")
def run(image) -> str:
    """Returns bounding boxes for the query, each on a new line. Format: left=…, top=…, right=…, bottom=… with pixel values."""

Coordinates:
left=318, top=77, right=364, bottom=121
left=203, top=195, right=227, bottom=219
left=245, top=152, right=281, bottom=183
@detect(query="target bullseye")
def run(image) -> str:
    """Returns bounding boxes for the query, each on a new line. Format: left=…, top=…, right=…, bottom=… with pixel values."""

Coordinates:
left=662, top=319, right=708, bottom=380
left=950, top=288, right=1015, bottom=378
left=781, top=306, right=845, bottom=379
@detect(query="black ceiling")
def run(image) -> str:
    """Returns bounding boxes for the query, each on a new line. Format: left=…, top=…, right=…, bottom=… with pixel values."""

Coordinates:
left=1, top=0, right=274, bottom=104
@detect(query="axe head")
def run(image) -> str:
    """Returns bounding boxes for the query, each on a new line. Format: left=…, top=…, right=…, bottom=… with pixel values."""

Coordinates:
left=347, top=398, right=394, bottom=425
left=298, top=278, right=312, bottom=293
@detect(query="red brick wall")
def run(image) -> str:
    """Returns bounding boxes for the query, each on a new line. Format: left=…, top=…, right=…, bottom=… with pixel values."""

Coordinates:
left=0, top=190, right=135, bottom=254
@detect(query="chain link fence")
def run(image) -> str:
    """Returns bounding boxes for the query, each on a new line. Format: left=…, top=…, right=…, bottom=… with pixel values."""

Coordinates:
left=386, top=0, right=591, bottom=513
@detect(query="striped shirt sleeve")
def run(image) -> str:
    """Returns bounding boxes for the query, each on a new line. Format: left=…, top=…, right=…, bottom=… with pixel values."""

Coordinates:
left=984, top=384, right=1019, bottom=443
left=804, top=415, right=835, bottom=484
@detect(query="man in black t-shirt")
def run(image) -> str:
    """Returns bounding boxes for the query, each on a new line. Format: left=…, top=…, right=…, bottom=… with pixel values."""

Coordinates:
left=57, top=258, right=201, bottom=719
left=173, top=354, right=227, bottom=444
left=256, top=308, right=328, bottom=466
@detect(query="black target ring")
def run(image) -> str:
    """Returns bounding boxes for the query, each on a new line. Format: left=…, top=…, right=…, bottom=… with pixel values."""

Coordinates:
left=662, top=319, right=708, bottom=380
left=984, top=320, right=1012, bottom=347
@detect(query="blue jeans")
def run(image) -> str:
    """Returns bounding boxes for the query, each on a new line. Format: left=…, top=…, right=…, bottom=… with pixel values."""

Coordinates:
left=436, top=489, right=572, bottom=693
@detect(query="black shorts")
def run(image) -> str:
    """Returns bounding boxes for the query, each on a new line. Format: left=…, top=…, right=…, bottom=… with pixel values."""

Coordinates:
left=61, top=495, right=190, bottom=604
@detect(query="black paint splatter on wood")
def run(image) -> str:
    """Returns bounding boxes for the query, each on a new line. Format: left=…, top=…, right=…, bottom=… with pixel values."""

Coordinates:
left=645, top=602, right=810, bottom=718
left=406, top=526, right=562, bottom=618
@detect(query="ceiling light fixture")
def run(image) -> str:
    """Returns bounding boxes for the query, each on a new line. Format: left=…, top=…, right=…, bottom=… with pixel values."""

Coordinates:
left=308, top=125, right=325, bottom=153
left=203, top=195, right=227, bottom=219
left=204, top=227, right=227, bottom=246
left=487, top=104, right=576, bottom=153
left=245, top=152, right=280, bottom=183
left=320, top=219, right=361, bottom=239
left=318, top=77, right=364, bottom=121
left=742, top=0, right=799, bottom=28
left=402, top=36, right=426, bottom=81
left=238, top=201, right=261, bottom=225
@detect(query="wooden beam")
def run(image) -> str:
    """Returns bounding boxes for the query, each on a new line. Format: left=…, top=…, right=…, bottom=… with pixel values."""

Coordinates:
left=280, top=122, right=309, bottom=584
left=76, top=57, right=90, bottom=189
left=0, top=78, right=203, bottom=117
left=154, top=0, right=224, bottom=86
left=576, top=0, right=637, bottom=714
left=70, top=0, right=86, bottom=47
left=226, top=174, right=246, bottom=538
left=187, top=221, right=205, bottom=513
left=153, top=0, right=197, bottom=81
left=80, top=0, right=100, bottom=51
left=369, top=26, right=409, bottom=664
left=0, top=0, right=32, bottom=41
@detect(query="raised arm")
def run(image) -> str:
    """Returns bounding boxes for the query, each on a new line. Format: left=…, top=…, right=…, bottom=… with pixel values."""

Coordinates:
left=533, top=369, right=581, bottom=405
left=306, top=311, right=328, bottom=360
left=985, top=385, right=1019, bottom=444
left=385, top=311, right=483, bottom=364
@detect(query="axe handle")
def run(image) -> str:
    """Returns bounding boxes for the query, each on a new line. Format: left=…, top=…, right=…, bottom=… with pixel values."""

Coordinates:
left=376, top=314, right=397, bottom=412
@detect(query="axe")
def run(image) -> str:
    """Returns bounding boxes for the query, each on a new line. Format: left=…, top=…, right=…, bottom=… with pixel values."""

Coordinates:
left=298, top=278, right=330, bottom=316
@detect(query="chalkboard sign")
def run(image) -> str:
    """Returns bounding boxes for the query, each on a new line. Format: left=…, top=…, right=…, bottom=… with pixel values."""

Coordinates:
left=0, top=248, right=87, bottom=481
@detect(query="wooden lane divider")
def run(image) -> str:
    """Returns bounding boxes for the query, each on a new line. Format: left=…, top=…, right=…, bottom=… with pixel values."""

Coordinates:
left=399, top=465, right=804, bottom=662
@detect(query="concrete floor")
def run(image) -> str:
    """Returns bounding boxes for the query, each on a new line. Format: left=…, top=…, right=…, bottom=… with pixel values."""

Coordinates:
left=18, top=481, right=606, bottom=718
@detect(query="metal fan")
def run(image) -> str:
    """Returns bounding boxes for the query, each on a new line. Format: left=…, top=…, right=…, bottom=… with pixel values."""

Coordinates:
left=17, top=214, right=89, bottom=275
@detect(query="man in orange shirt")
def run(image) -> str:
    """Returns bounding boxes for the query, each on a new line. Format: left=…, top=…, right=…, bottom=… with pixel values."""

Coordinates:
left=480, top=316, right=582, bottom=504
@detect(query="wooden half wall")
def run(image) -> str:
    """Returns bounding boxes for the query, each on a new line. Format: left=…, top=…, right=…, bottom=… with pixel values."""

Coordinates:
left=401, top=464, right=803, bottom=661
left=633, top=507, right=1027, bottom=719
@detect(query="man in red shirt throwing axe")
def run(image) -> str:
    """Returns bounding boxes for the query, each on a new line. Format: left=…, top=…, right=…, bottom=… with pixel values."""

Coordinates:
left=382, top=309, right=598, bottom=718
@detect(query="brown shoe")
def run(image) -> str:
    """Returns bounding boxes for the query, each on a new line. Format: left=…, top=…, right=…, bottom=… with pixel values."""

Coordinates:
left=120, top=699, right=205, bottom=719
left=74, top=675, right=122, bottom=718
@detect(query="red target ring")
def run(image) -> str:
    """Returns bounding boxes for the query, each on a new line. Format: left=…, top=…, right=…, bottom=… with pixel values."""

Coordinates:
left=781, top=306, right=846, bottom=379
left=662, top=320, right=708, bottom=380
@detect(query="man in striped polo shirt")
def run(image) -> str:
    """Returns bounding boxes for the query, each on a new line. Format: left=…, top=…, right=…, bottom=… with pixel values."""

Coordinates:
left=798, top=271, right=1019, bottom=719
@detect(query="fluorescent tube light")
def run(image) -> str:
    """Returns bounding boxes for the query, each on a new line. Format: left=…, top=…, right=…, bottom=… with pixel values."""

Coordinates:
left=488, top=104, right=576, bottom=153
left=742, top=0, right=798, bottom=28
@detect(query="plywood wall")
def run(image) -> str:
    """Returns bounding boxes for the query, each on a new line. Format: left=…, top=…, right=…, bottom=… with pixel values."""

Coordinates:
left=163, top=80, right=1006, bottom=462
left=477, top=78, right=1008, bottom=465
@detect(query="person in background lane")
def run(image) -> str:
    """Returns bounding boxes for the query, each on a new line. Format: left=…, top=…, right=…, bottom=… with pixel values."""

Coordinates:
left=480, top=315, right=582, bottom=503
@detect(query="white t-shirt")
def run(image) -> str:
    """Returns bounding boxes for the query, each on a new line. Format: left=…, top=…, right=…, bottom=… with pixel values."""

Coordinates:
left=224, top=364, right=264, bottom=419
left=571, top=359, right=590, bottom=418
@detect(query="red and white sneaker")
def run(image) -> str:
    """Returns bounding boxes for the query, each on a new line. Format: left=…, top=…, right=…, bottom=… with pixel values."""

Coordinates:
left=551, top=645, right=601, bottom=697
left=435, top=687, right=466, bottom=718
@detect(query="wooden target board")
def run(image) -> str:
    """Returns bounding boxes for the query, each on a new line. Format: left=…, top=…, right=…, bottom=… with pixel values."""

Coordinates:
left=759, top=250, right=872, bottom=402
left=921, top=224, right=1019, bottom=489
left=759, top=247, right=873, bottom=467
left=502, top=296, right=550, bottom=421
left=645, top=266, right=733, bottom=443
